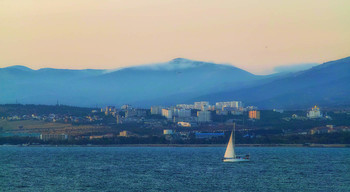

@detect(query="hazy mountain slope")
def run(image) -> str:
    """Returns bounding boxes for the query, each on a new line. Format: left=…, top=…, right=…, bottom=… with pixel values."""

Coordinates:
left=200, top=56, right=350, bottom=109
left=0, top=67, right=105, bottom=105
left=2, top=57, right=348, bottom=108
left=0, top=58, right=260, bottom=106
left=69, top=58, right=261, bottom=106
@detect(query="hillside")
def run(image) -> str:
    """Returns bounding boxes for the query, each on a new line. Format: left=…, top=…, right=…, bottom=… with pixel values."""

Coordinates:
left=201, top=57, right=350, bottom=109
left=0, top=58, right=260, bottom=107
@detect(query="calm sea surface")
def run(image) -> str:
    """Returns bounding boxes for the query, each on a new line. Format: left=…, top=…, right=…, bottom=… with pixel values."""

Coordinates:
left=0, top=146, right=349, bottom=192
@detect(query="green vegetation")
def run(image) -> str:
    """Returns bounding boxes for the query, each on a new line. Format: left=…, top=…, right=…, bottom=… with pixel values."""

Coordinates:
left=0, top=104, right=95, bottom=117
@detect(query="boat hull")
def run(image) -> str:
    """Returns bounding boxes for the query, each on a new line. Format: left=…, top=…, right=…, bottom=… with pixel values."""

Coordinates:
left=223, top=158, right=250, bottom=162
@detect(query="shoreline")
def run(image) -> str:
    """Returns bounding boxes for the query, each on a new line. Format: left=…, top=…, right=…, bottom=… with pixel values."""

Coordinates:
left=2, top=144, right=350, bottom=148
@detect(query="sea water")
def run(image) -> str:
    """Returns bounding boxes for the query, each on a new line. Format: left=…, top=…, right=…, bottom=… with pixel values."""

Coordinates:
left=0, top=146, right=349, bottom=192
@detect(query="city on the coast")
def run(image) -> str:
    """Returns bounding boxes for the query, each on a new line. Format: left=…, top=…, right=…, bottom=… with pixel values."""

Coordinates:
left=1, top=100, right=349, bottom=145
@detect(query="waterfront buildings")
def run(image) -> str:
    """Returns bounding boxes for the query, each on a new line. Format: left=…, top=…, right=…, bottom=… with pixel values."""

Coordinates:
left=40, top=134, right=68, bottom=141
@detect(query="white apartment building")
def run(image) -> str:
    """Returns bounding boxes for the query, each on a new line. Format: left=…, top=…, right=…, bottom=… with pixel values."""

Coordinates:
left=215, top=101, right=243, bottom=110
left=176, top=104, right=195, bottom=109
left=197, top=110, right=211, bottom=122
left=194, top=101, right=209, bottom=110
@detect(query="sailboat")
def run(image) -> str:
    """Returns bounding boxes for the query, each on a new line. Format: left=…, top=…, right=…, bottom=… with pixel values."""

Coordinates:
left=223, top=123, right=250, bottom=162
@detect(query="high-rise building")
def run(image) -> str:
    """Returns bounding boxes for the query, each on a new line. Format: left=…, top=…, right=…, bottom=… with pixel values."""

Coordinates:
left=197, top=110, right=211, bottom=122
left=162, top=109, right=173, bottom=119
left=174, top=108, right=191, bottom=117
left=151, top=106, right=163, bottom=115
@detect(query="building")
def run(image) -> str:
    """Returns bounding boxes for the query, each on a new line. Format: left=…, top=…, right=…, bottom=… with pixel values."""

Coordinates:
left=162, top=109, right=173, bottom=119
left=119, top=131, right=132, bottom=137
left=230, top=110, right=243, bottom=115
left=151, top=106, right=163, bottom=115
left=307, top=105, right=322, bottom=119
left=201, top=104, right=210, bottom=111
left=197, top=110, right=211, bottom=122
left=194, top=101, right=209, bottom=110
left=104, top=106, right=116, bottom=115
left=125, top=109, right=137, bottom=118
left=216, top=110, right=228, bottom=115
left=40, top=134, right=68, bottom=141
left=215, top=101, right=242, bottom=109
left=310, top=126, right=350, bottom=135
left=163, top=129, right=174, bottom=135
left=177, top=122, right=191, bottom=127
left=246, top=106, right=258, bottom=111
left=273, top=109, right=284, bottom=113
left=176, top=104, right=194, bottom=109
left=121, top=104, right=132, bottom=110
left=174, top=108, right=191, bottom=117
left=249, top=110, right=260, bottom=119
left=195, top=132, right=224, bottom=139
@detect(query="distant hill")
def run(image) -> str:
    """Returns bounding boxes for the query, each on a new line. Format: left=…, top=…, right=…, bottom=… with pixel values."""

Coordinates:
left=200, top=56, right=350, bottom=109
left=1, top=57, right=349, bottom=108
left=0, top=58, right=261, bottom=107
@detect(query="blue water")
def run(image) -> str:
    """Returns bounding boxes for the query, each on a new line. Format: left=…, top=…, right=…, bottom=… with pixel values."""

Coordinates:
left=0, top=147, right=349, bottom=192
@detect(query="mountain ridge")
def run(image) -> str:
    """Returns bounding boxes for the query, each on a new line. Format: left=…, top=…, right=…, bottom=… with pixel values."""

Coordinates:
left=1, top=57, right=349, bottom=108
left=0, top=58, right=260, bottom=107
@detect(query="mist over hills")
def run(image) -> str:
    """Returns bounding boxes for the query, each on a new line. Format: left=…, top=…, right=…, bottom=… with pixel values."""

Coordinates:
left=1, top=57, right=349, bottom=109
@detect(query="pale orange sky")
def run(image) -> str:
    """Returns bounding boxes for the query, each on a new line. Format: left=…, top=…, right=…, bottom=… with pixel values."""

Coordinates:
left=0, top=0, right=349, bottom=74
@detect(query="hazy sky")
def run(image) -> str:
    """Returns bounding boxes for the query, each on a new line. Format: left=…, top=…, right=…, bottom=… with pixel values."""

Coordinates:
left=1, top=0, right=349, bottom=74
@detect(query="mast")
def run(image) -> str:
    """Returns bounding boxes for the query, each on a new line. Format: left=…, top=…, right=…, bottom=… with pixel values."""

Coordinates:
left=233, top=122, right=235, bottom=148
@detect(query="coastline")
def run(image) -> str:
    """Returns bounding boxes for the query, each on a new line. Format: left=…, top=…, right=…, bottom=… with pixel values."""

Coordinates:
left=2, top=143, right=350, bottom=148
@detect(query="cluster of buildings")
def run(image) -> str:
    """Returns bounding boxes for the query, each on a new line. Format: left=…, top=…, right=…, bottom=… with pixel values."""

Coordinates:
left=102, top=105, right=147, bottom=124
left=283, top=105, right=332, bottom=121
left=310, top=125, right=350, bottom=135
left=151, top=101, right=248, bottom=126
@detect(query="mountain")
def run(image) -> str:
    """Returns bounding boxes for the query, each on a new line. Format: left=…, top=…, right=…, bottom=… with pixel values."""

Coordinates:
left=1, top=57, right=349, bottom=108
left=201, top=56, right=350, bottom=109
left=0, top=58, right=260, bottom=107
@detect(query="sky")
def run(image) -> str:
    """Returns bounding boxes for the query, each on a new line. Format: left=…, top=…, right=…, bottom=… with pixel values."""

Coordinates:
left=1, top=0, right=349, bottom=74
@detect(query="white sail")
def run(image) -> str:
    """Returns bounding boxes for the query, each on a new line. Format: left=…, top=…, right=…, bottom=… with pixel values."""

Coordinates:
left=224, top=130, right=235, bottom=158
